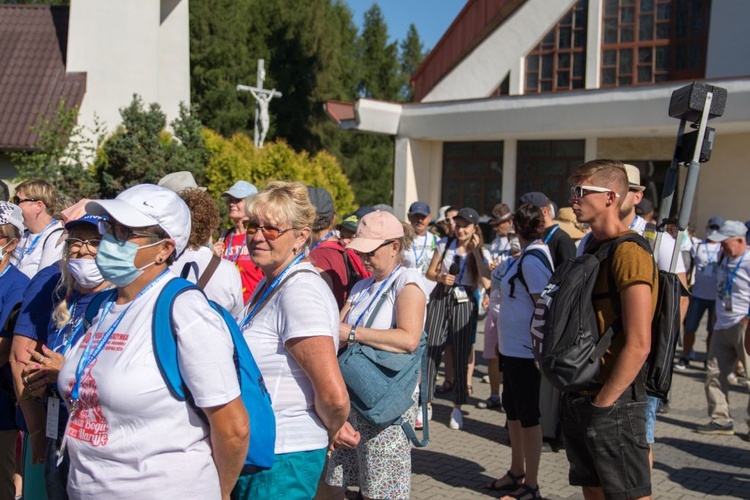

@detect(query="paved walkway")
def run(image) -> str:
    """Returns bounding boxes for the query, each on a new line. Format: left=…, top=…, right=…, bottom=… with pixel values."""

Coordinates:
left=408, top=320, right=750, bottom=499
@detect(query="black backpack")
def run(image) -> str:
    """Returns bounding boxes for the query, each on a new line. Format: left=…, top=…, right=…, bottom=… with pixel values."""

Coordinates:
left=531, top=233, right=681, bottom=396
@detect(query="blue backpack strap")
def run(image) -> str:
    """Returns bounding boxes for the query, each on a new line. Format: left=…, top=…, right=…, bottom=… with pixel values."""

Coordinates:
left=400, top=331, right=429, bottom=448
left=83, top=289, right=117, bottom=331
left=152, top=277, right=201, bottom=401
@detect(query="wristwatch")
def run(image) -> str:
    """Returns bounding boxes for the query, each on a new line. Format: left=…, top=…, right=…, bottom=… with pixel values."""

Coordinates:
left=348, top=325, right=357, bottom=343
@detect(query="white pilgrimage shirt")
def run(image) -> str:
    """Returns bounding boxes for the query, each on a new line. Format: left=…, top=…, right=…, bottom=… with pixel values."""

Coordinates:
left=403, top=232, right=438, bottom=296
left=241, top=262, right=339, bottom=454
left=172, top=246, right=244, bottom=318
left=58, top=273, right=240, bottom=500
left=13, top=220, right=63, bottom=278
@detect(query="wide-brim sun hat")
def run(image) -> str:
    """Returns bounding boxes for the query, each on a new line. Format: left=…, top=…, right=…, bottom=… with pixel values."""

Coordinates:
left=86, top=184, right=191, bottom=256
left=347, top=210, right=404, bottom=254
left=555, top=207, right=587, bottom=240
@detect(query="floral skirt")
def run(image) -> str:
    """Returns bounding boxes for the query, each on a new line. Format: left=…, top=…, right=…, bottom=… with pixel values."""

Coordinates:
left=326, top=391, right=418, bottom=500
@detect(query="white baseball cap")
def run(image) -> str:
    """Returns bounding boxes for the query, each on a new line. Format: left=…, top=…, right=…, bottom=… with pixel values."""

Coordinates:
left=0, top=201, right=24, bottom=235
left=86, top=184, right=191, bottom=255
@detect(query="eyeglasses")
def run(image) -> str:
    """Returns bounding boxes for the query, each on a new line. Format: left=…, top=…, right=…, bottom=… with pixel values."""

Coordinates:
left=97, top=219, right=155, bottom=243
left=65, top=238, right=101, bottom=254
left=355, top=240, right=394, bottom=258
left=13, top=196, right=39, bottom=205
left=570, top=185, right=621, bottom=200
left=243, top=220, right=293, bottom=241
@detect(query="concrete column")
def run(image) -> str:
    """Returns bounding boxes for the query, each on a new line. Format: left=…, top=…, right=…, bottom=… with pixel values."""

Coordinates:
left=502, top=139, right=518, bottom=208
left=393, top=137, right=412, bottom=220
left=584, top=136, right=598, bottom=161
left=585, top=0, right=603, bottom=89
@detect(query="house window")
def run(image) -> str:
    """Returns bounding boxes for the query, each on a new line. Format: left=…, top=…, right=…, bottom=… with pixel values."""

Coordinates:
left=442, top=142, right=504, bottom=213
left=525, top=0, right=588, bottom=94
left=515, top=140, right=585, bottom=208
left=601, top=0, right=710, bottom=87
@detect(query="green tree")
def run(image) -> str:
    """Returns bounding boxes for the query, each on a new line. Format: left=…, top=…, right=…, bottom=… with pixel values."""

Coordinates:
left=10, top=100, right=102, bottom=200
left=399, top=23, right=425, bottom=101
left=95, top=95, right=208, bottom=198
left=357, top=4, right=400, bottom=100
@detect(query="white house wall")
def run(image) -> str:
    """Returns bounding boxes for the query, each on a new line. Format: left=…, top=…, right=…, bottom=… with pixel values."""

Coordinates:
left=422, top=0, right=577, bottom=102
left=706, top=0, right=750, bottom=79
left=66, top=0, right=190, bottom=136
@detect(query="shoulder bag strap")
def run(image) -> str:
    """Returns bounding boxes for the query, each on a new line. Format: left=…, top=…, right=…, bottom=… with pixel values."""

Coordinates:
left=197, top=254, right=222, bottom=289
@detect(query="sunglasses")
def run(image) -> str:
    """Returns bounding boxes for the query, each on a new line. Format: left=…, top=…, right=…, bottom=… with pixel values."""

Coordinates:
left=570, top=185, right=621, bottom=200
left=97, top=219, right=155, bottom=243
left=65, top=237, right=101, bottom=253
left=355, top=240, right=394, bottom=258
left=243, top=220, right=293, bottom=241
left=13, top=196, right=39, bottom=205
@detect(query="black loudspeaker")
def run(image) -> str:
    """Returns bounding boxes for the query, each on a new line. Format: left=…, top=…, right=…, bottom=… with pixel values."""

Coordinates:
left=668, top=82, right=727, bottom=122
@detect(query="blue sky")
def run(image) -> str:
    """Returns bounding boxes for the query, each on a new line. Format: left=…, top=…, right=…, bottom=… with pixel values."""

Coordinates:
left=347, top=0, right=466, bottom=51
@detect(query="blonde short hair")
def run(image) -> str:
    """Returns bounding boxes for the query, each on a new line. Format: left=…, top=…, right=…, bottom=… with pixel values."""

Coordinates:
left=569, top=159, right=628, bottom=201
left=244, top=181, right=316, bottom=232
left=15, top=179, right=56, bottom=216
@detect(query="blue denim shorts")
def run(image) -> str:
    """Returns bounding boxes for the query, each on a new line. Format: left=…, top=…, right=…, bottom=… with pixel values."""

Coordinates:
left=645, top=395, right=660, bottom=444
left=684, top=297, right=716, bottom=334
left=561, top=388, right=651, bottom=500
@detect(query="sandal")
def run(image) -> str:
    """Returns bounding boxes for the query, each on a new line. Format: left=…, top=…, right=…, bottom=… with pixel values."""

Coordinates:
left=435, top=379, right=454, bottom=393
left=482, top=470, right=525, bottom=491
left=501, top=483, right=541, bottom=500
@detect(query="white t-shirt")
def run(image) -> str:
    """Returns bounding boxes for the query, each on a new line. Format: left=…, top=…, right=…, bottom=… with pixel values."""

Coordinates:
left=403, top=233, right=438, bottom=296
left=690, top=240, right=722, bottom=300
left=240, top=262, right=339, bottom=454
left=497, top=243, right=554, bottom=359
left=715, top=249, right=750, bottom=331
left=345, top=267, right=427, bottom=330
left=58, top=273, right=240, bottom=500
left=435, top=238, right=491, bottom=288
left=13, top=220, right=64, bottom=278
left=172, top=246, right=244, bottom=318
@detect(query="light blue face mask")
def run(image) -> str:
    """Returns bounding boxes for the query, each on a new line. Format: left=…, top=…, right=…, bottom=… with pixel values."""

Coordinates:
left=95, top=233, right=163, bottom=288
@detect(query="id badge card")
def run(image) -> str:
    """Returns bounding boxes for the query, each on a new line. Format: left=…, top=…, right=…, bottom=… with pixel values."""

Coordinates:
left=46, top=397, right=60, bottom=440
left=453, top=287, right=469, bottom=303
left=724, top=295, right=733, bottom=312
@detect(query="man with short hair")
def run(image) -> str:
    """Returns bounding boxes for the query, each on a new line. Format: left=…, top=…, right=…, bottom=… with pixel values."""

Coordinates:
left=564, top=159, right=656, bottom=500
left=404, top=201, right=438, bottom=296
left=696, top=220, right=750, bottom=440
left=519, top=191, right=575, bottom=268
left=307, top=187, right=368, bottom=309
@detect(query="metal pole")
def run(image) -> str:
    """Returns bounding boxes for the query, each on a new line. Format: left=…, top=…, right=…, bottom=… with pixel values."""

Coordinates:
left=652, top=118, right=686, bottom=260
left=668, top=91, right=714, bottom=274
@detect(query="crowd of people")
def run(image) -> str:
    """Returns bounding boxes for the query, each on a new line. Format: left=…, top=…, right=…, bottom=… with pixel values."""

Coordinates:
left=0, top=159, right=748, bottom=500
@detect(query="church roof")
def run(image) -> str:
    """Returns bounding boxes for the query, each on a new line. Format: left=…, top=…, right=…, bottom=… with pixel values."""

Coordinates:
left=0, top=5, right=86, bottom=151
left=410, top=0, right=527, bottom=102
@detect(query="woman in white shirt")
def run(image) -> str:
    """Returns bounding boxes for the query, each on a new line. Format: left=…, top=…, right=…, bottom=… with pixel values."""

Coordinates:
left=326, top=210, right=426, bottom=500
left=484, top=203, right=553, bottom=500
left=237, top=181, right=349, bottom=499
left=59, top=184, right=249, bottom=500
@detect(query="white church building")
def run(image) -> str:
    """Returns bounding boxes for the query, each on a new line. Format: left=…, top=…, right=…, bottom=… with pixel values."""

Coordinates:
left=0, top=0, right=190, bottom=178
left=326, top=0, right=750, bottom=234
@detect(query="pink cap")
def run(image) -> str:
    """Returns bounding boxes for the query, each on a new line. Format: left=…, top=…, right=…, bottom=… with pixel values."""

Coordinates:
left=347, top=210, right=404, bottom=253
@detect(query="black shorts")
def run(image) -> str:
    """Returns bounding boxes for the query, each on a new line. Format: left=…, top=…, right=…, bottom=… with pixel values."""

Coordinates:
left=561, top=388, right=651, bottom=500
left=501, top=356, right=541, bottom=427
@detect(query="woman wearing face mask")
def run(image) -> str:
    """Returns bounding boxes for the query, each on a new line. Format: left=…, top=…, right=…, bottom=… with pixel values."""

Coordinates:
left=0, top=202, right=30, bottom=500
left=19, top=214, right=109, bottom=499
left=424, top=208, right=490, bottom=431
left=57, top=185, right=249, bottom=500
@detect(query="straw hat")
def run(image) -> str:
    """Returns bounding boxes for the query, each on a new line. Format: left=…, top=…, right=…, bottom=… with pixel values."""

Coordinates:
left=555, top=207, right=587, bottom=240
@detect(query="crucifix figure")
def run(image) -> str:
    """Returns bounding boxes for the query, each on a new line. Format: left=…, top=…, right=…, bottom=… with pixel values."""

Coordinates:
left=237, top=59, right=283, bottom=149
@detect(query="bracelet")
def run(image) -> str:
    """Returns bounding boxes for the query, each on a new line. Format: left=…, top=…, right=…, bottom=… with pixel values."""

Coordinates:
left=348, top=325, right=357, bottom=343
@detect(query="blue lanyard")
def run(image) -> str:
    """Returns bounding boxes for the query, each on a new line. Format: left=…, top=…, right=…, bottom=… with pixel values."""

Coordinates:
left=239, top=253, right=305, bottom=330
left=543, top=225, right=559, bottom=244
left=629, top=215, right=642, bottom=231
left=412, top=234, right=435, bottom=266
left=456, top=254, right=469, bottom=284
left=310, top=231, right=335, bottom=252
left=53, top=297, right=82, bottom=355
left=21, top=219, right=57, bottom=257
left=70, top=270, right=169, bottom=403
left=702, top=241, right=721, bottom=265
left=350, top=265, right=401, bottom=327
left=224, top=230, right=245, bottom=262
left=724, top=250, right=747, bottom=295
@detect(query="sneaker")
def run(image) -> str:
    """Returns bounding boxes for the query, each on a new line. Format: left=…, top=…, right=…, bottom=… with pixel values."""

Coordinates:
left=658, top=401, right=670, bottom=414
left=674, top=357, right=690, bottom=371
left=728, top=373, right=740, bottom=386
left=481, top=374, right=491, bottom=383
left=695, top=421, right=734, bottom=435
left=449, top=408, right=464, bottom=430
left=477, top=395, right=503, bottom=410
